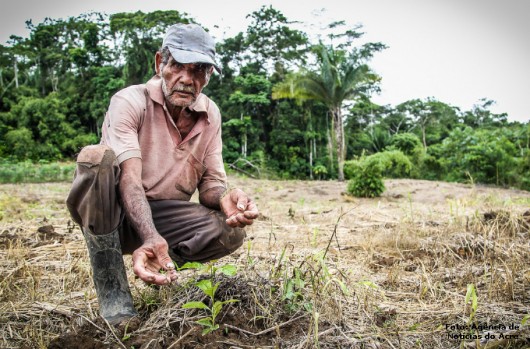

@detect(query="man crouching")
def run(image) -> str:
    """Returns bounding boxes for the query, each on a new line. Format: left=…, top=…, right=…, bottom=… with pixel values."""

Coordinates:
left=66, top=23, right=258, bottom=324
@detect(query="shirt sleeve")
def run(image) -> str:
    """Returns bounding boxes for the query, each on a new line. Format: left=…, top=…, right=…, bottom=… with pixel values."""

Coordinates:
left=101, top=87, right=145, bottom=164
left=198, top=122, right=227, bottom=194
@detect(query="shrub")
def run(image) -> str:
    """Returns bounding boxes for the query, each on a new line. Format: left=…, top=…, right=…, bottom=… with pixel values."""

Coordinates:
left=343, top=160, right=357, bottom=180
left=313, top=164, right=328, bottom=180
left=345, top=150, right=412, bottom=180
left=346, top=157, right=385, bottom=198
left=369, top=150, right=412, bottom=178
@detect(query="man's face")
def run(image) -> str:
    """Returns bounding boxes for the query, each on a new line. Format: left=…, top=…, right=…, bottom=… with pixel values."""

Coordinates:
left=158, top=56, right=213, bottom=109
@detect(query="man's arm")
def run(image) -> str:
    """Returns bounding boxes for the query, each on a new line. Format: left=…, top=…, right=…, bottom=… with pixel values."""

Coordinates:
left=199, top=186, right=223, bottom=210
left=200, top=186, right=259, bottom=228
left=120, top=158, right=177, bottom=285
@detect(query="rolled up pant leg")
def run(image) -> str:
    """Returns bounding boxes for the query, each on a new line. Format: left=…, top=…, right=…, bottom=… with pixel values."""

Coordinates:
left=66, top=144, right=122, bottom=234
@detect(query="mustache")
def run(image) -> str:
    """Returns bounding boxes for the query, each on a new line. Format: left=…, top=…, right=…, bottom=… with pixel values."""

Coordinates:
left=171, top=85, right=195, bottom=94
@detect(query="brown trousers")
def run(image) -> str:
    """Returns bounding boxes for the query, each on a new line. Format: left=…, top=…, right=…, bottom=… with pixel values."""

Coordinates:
left=66, top=145, right=245, bottom=263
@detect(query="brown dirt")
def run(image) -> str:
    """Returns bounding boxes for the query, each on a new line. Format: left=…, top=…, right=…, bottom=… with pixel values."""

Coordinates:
left=1, top=177, right=530, bottom=348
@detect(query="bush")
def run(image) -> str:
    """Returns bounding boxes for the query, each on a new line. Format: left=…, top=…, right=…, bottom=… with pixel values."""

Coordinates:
left=313, top=164, right=328, bottom=180
left=369, top=150, right=412, bottom=179
left=345, top=150, right=412, bottom=181
left=343, top=160, right=357, bottom=180
left=346, top=156, right=385, bottom=198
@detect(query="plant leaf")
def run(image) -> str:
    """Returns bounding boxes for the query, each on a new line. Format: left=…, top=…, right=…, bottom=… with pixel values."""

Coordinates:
left=196, top=280, right=213, bottom=295
left=218, top=264, right=237, bottom=276
left=182, top=301, right=209, bottom=310
left=196, top=318, right=214, bottom=327
left=212, top=301, right=223, bottom=317
left=178, top=262, right=203, bottom=270
left=201, top=324, right=219, bottom=335
left=222, top=299, right=240, bottom=304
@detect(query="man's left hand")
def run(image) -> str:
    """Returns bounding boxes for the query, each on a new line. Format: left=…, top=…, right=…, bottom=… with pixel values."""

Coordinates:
left=220, top=188, right=259, bottom=228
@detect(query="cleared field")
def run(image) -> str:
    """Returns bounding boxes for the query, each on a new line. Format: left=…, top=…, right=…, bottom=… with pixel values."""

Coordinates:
left=1, top=177, right=529, bottom=348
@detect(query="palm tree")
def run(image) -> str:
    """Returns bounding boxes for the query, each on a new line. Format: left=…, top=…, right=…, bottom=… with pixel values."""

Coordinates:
left=273, top=44, right=381, bottom=181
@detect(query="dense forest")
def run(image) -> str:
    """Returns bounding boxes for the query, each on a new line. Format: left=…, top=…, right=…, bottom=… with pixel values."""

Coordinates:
left=1, top=7, right=529, bottom=189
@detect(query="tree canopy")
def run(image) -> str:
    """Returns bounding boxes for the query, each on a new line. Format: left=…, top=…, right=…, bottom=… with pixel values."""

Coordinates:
left=1, top=7, right=528, bottom=190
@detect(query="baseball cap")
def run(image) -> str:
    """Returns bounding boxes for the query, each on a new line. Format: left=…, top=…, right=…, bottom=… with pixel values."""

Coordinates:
left=162, top=23, right=222, bottom=74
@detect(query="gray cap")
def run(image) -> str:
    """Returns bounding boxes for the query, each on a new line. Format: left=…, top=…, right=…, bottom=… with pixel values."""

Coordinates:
left=162, top=23, right=221, bottom=74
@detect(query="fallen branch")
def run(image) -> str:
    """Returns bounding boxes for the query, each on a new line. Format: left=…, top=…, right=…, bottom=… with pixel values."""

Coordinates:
left=229, top=158, right=261, bottom=179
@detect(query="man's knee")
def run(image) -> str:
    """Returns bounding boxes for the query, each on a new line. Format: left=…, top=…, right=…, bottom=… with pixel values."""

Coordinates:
left=67, top=144, right=121, bottom=234
left=77, top=144, right=116, bottom=168
left=218, top=219, right=246, bottom=254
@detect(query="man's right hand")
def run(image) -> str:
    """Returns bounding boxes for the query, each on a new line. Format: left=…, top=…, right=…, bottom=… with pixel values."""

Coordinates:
left=120, top=158, right=177, bottom=285
left=131, top=236, right=178, bottom=285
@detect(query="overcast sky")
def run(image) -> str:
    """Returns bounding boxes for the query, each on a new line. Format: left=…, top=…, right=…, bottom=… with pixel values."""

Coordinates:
left=1, top=0, right=528, bottom=122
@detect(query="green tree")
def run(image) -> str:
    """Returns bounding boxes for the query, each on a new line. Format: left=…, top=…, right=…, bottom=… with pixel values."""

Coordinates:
left=461, top=98, right=507, bottom=128
left=244, top=5, right=309, bottom=72
left=273, top=40, right=384, bottom=180
left=438, top=127, right=518, bottom=186
left=226, top=73, right=271, bottom=159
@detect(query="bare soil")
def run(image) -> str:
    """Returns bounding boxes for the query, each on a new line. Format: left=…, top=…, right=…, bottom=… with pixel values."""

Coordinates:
left=1, top=177, right=530, bottom=348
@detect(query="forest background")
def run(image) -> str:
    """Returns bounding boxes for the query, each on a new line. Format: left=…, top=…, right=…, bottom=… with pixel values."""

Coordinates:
left=1, top=7, right=529, bottom=190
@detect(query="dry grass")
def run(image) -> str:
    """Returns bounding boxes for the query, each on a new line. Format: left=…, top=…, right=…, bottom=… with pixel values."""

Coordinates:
left=1, top=178, right=530, bottom=348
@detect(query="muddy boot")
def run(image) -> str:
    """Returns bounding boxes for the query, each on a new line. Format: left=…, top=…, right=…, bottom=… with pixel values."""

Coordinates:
left=83, top=228, right=137, bottom=325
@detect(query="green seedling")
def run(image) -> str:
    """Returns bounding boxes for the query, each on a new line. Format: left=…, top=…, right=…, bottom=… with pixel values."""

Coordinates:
left=182, top=279, right=239, bottom=335
left=464, top=283, right=478, bottom=324
left=180, top=261, right=239, bottom=335
left=463, top=284, right=479, bottom=349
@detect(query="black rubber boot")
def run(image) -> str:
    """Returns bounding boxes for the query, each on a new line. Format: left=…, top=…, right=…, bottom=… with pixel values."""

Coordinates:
left=83, top=228, right=138, bottom=325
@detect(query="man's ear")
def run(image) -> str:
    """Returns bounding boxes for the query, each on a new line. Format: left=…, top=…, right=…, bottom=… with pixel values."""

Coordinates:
left=155, top=52, right=162, bottom=75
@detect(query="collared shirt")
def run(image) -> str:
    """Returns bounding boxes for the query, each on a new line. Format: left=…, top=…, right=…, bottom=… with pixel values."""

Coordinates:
left=101, top=75, right=227, bottom=201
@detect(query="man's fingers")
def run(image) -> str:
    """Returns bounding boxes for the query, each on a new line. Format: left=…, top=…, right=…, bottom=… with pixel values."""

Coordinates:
left=243, top=207, right=259, bottom=219
left=226, top=213, right=253, bottom=227
left=235, top=195, right=248, bottom=211
left=132, top=252, right=171, bottom=285
left=235, top=213, right=254, bottom=226
left=157, top=253, right=178, bottom=281
left=243, top=200, right=259, bottom=218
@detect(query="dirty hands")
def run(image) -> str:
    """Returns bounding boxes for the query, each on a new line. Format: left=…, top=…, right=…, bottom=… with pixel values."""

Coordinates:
left=220, top=188, right=259, bottom=228
left=132, top=235, right=178, bottom=285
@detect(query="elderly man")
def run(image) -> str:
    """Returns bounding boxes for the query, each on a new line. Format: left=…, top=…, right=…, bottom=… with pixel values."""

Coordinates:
left=66, top=23, right=258, bottom=324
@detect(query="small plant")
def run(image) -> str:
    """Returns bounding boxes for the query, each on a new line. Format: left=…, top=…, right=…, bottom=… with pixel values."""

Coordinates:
left=463, top=284, right=479, bottom=348
left=181, top=261, right=239, bottom=335
left=282, top=267, right=308, bottom=312
left=522, top=314, right=530, bottom=326
left=464, top=283, right=478, bottom=324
